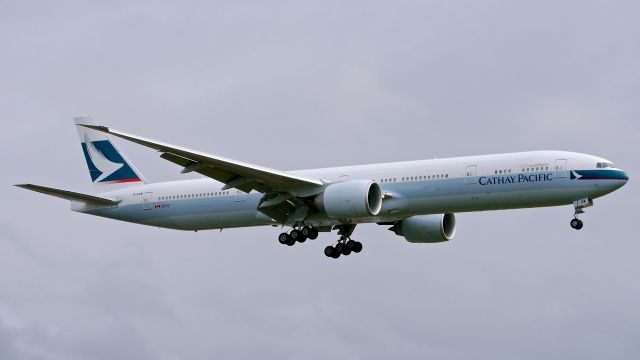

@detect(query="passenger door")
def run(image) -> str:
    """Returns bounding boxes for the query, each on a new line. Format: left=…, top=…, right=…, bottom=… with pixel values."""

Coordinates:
left=554, top=159, right=567, bottom=178
left=465, top=165, right=478, bottom=184
left=143, top=192, right=153, bottom=210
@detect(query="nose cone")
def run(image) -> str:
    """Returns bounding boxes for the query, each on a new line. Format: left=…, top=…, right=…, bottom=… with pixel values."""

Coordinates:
left=581, top=168, right=628, bottom=196
left=609, top=169, right=628, bottom=191
left=620, top=169, right=629, bottom=185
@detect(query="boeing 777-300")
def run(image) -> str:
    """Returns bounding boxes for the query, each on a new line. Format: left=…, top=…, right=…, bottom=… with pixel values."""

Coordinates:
left=16, top=117, right=629, bottom=258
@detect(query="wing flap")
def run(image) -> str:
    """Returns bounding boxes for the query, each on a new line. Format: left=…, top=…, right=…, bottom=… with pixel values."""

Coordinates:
left=15, top=184, right=120, bottom=206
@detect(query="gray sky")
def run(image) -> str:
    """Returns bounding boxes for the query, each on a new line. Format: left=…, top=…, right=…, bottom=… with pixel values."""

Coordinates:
left=1, top=0, right=639, bottom=359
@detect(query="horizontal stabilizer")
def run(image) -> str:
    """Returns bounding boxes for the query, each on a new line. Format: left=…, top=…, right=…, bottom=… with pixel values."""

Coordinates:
left=15, top=184, right=121, bottom=206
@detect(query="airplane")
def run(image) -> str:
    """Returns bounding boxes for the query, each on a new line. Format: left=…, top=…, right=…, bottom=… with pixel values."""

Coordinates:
left=16, top=117, right=629, bottom=259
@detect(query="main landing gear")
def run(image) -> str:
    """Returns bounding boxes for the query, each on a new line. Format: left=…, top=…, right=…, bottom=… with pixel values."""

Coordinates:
left=323, top=224, right=362, bottom=259
left=277, top=223, right=363, bottom=259
left=278, top=226, right=318, bottom=246
left=570, top=198, right=592, bottom=230
left=324, top=239, right=362, bottom=259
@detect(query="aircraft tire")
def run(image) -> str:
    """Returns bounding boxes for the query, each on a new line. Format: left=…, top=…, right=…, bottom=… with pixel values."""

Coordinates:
left=570, top=218, right=583, bottom=230
left=324, top=246, right=336, bottom=258
left=290, top=229, right=306, bottom=243
left=278, top=233, right=290, bottom=245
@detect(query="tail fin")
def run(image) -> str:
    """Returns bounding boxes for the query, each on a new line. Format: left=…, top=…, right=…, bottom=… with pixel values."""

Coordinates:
left=74, top=116, right=147, bottom=191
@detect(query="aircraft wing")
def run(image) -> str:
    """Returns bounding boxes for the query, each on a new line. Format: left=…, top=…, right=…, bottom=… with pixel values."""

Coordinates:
left=15, top=184, right=121, bottom=206
left=78, top=124, right=324, bottom=194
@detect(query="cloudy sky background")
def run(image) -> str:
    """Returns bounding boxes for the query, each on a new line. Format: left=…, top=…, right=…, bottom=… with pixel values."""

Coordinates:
left=1, top=0, right=639, bottom=359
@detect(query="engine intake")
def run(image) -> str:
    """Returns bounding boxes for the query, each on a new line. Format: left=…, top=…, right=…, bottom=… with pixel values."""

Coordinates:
left=391, top=214, right=456, bottom=243
left=315, top=180, right=382, bottom=219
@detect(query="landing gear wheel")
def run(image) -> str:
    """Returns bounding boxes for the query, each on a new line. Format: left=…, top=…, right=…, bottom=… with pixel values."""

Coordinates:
left=290, top=229, right=306, bottom=243
left=308, top=228, right=319, bottom=240
left=324, top=246, right=339, bottom=258
left=301, top=226, right=312, bottom=238
left=570, top=218, right=584, bottom=230
left=324, top=246, right=334, bottom=257
left=278, top=233, right=290, bottom=245
left=346, top=240, right=357, bottom=251
left=335, top=242, right=346, bottom=255
left=346, top=240, right=363, bottom=253
left=341, top=247, right=351, bottom=256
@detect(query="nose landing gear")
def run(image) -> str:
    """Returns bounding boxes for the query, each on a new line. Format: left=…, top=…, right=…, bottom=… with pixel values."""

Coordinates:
left=570, top=198, right=592, bottom=230
left=570, top=218, right=584, bottom=230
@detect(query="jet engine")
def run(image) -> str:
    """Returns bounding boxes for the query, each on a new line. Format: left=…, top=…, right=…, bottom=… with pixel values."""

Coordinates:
left=314, top=180, right=382, bottom=219
left=390, top=214, right=456, bottom=243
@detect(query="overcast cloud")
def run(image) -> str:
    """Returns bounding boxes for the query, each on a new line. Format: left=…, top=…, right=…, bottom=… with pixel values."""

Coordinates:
left=1, top=0, right=639, bottom=359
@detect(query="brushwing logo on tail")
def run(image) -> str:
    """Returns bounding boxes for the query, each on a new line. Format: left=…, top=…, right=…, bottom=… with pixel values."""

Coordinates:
left=81, top=136, right=141, bottom=184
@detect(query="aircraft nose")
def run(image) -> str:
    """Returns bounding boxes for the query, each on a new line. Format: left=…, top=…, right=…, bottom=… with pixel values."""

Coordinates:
left=610, top=169, right=629, bottom=191
left=621, top=170, right=629, bottom=185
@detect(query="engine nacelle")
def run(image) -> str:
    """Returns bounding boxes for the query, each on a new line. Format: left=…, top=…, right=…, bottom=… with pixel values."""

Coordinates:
left=391, top=214, right=456, bottom=243
left=314, top=180, right=382, bottom=219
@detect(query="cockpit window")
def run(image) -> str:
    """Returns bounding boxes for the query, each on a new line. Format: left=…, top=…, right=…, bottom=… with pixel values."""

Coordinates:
left=596, top=162, right=614, bottom=168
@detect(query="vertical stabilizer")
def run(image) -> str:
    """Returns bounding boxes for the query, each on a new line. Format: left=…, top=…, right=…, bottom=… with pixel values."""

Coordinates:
left=74, top=116, right=148, bottom=191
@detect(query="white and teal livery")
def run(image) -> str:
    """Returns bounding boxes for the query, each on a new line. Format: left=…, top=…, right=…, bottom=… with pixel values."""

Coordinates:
left=16, top=117, right=629, bottom=259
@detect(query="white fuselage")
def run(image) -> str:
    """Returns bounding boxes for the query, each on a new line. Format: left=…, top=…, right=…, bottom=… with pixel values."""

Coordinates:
left=76, top=151, right=628, bottom=231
